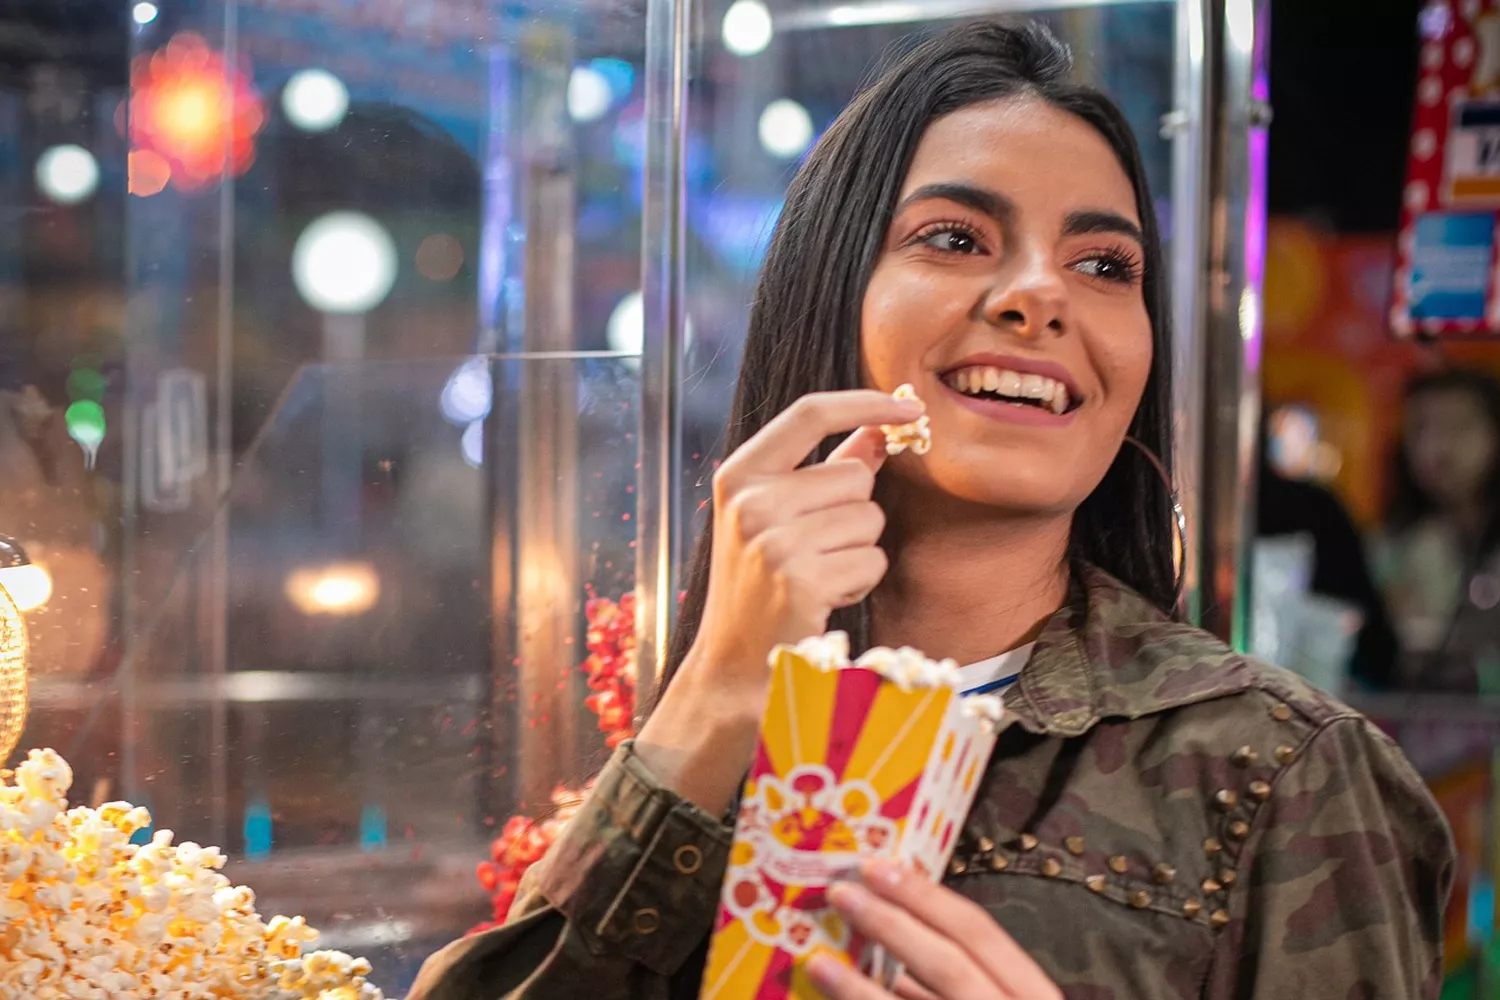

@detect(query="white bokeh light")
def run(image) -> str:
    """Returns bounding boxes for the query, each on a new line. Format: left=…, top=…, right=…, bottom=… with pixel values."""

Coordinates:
left=283, top=69, right=350, bottom=132
left=607, top=291, right=695, bottom=368
left=132, top=2, right=159, bottom=25
left=441, top=356, right=493, bottom=426
left=36, top=145, right=99, bottom=205
left=607, top=291, right=645, bottom=356
left=461, top=420, right=484, bottom=468
left=568, top=66, right=613, bottom=123
left=758, top=100, right=814, bottom=160
left=723, top=0, right=774, bottom=56
left=0, top=564, right=51, bottom=613
left=291, top=212, right=398, bottom=314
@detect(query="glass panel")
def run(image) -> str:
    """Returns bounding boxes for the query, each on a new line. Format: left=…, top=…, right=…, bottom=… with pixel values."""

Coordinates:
left=27, top=354, right=640, bottom=989
left=7, top=0, right=651, bottom=992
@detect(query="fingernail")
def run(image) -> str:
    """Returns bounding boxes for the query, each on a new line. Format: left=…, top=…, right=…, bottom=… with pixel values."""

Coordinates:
left=828, top=880, right=869, bottom=914
left=807, top=952, right=848, bottom=990
left=862, top=859, right=902, bottom=889
left=895, top=398, right=924, bottom=415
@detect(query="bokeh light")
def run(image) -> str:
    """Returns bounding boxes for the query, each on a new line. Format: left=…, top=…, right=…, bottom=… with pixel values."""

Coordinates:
left=568, top=66, right=613, bottom=123
left=723, top=0, right=774, bottom=56
left=461, top=420, right=484, bottom=469
left=590, top=58, right=636, bottom=103
left=285, top=563, right=380, bottom=617
left=607, top=291, right=644, bottom=356
left=441, top=357, right=492, bottom=426
left=133, top=2, right=159, bottom=25
left=291, top=212, right=398, bottom=314
left=130, top=32, right=264, bottom=191
left=607, top=291, right=695, bottom=365
left=64, top=400, right=106, bottom=468
left=758, top=99, right=814, bottom=159
left=35, top=145, right=99, bottom=205
left=416, top=233, right=464, bottom=282
left=0, top=565, right=52, bottom=614
left=282, top=69, right=349, bottom=133
left=128, top=149, right=171, bottom=197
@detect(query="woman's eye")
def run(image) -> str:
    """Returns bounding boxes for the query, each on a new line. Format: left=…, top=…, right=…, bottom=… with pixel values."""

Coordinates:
left=1072, top=253, right=1140, bottom=284
left=919, top=228, right=980, bottom=254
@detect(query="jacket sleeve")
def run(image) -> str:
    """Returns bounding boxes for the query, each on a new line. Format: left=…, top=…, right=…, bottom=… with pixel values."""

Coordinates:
left=404, top=741, right=733, bottom=1000
left=1207, top=716, right=1456, bottom=1000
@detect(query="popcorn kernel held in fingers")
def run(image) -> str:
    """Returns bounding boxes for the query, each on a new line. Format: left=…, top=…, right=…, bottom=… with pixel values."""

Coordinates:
left=882, top=384, right=932, bottom=456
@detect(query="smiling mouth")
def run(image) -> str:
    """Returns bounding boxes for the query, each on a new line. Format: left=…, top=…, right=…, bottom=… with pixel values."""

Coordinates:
left=941, top=365, right=1079, bottom=415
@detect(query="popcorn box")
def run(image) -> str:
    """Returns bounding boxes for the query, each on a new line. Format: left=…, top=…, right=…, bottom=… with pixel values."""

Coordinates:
left=700, top=633, right=1004, bottom=1000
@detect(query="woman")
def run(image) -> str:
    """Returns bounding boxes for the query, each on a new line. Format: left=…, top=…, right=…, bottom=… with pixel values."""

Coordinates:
left=1378, top=368, right=1500, bottom=692
left=410, top=20, right=1452, bottom=1000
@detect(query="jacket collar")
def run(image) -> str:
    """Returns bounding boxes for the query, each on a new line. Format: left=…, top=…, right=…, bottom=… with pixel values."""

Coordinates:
left=1002, top=565, right=1255, bottom=737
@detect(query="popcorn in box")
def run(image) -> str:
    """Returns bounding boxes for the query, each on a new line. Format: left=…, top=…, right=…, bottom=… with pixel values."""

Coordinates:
left=700, top=633, right=1004, bottom=1000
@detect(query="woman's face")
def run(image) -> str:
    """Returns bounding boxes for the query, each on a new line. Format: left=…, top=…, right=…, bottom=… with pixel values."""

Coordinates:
left=1404, top=387, right=1498, bottom=512
left=861, top=98, right=1153, bottom=516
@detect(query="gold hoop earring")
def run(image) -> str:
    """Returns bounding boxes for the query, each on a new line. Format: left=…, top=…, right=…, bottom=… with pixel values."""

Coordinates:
left=1124, top=436, right=1187, bottom=608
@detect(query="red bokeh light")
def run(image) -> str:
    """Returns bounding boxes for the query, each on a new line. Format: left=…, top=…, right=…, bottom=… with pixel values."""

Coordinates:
left=129, top=32, right=264, bottom=192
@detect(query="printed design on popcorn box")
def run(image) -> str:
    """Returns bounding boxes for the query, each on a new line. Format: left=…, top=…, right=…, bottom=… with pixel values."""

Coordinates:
left=1394, top=0, right=1500, bottom=337
left=701, top=640, right=1003, bottom=1000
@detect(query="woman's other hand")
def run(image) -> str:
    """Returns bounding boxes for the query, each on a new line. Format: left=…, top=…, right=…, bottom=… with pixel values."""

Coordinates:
left=635, top=390, right=921, bottom=814
left=809, top=860, right=1063, bottom=1000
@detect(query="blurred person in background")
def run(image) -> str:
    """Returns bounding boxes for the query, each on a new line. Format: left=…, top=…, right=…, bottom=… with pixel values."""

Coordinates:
left=1377, top=368, right=1500, bottom=692
left=1257, top=407, right=1399, bottom=689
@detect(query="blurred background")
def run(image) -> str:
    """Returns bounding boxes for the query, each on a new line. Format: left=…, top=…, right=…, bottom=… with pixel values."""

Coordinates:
left=1, top=0, right=1499, bottom=995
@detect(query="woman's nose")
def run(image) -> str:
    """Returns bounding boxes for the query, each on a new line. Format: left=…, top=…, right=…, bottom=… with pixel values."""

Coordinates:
left=979, top=253, right=1068, bottom=338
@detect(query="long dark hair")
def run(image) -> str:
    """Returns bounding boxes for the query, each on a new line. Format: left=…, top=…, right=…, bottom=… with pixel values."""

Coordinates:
left=663, top=19, right=1176, bottom=691
left=1388, top=368, right=1500, bottom=558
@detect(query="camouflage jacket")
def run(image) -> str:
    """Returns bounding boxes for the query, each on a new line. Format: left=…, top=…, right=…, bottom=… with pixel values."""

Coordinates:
left=407, top=566, right=1456, bottom=1000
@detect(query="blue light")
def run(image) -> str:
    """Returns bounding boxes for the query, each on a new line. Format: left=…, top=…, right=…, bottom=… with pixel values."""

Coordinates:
left=462, top=420, right=484, bottom=468
left=694, top=195, right=784, bottom=272
left=441, top=357, right=492, bottom=426
left=359, top=803, right=389, bottom=852
left=244, top=797, right=273, bottom=860
left=590, top=59, right=636, bottom=103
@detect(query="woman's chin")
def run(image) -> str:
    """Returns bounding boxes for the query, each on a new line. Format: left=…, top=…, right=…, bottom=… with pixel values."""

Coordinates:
left=886, top=460, right=1083, bottom=519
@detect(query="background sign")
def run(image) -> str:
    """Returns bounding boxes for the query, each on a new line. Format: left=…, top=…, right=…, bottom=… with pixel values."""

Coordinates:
left=1394, top=0, right=1500, bottom=337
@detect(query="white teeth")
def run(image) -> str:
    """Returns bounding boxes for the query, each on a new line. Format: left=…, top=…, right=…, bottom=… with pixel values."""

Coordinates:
left=946, top=366, right=1073, bottom=414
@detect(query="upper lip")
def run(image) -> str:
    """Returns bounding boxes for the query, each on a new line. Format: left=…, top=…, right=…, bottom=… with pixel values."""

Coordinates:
left=938, top=353, right=1083, bottom=402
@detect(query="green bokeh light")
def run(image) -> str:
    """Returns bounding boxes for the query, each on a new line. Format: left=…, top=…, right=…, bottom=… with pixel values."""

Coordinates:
left=65, top=400, right=106, bottom=447
left=66, top=368, right=106, bottom=403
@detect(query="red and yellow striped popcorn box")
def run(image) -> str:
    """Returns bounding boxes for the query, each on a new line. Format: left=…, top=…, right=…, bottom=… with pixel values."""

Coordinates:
left=700, top=632, right=1004, bottom=1000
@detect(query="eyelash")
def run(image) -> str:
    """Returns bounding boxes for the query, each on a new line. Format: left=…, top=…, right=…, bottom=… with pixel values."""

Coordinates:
left=907, top=220, right=1144, bottom=286
left=910, top=220, right=988, bottom=255
left=1070, top=247, right=1144, bottom=286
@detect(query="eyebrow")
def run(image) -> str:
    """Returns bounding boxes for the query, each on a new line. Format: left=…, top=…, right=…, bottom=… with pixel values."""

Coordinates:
left=896, top=183, right=1015, bottom=227
left=1062, top=210, right=1144, bottom=245
left=896, top=182, right=1144, bottom=246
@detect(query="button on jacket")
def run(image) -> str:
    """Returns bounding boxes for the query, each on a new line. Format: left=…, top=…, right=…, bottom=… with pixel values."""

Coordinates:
left=407, top=566, right=1456, bottom=1000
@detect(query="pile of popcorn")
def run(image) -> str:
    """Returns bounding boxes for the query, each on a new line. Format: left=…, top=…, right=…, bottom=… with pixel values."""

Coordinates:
left=881, top=384, right=932, bottom=456
left=0, top=748, right=384, bottom=1000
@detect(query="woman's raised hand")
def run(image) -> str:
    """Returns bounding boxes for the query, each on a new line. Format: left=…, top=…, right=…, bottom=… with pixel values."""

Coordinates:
left=635, top=390, right=922, bottom=813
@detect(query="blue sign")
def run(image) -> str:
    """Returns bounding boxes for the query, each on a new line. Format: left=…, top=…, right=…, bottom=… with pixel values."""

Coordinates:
left=1409, top=212, right=1496, bottom=321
